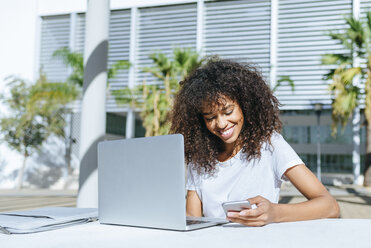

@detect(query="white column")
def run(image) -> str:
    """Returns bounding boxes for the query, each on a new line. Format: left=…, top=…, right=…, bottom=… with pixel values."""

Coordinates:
left=126, top=7, right=138, bottom=139
left=126, top=109, right=135, bottom=139
left=352, top=0, right=362, bottom=185
left=353, top=0, right=360, bottom=19
left=270, top=0, right=278, bottom=89
left=69, top=13, right=77, bottom=52
left=353, top=108, right=362, bottom=184
left=77, top=0, right=110, bottom=207
left=33, top=16, right=42, bottom=82
left=197, top=0, right=205, bottom=56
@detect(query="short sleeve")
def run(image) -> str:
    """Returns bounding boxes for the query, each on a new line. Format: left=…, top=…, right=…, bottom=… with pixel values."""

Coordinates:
left=186, top=164, right=200, bottom=191
left=270, top=133, right=304, bottom=181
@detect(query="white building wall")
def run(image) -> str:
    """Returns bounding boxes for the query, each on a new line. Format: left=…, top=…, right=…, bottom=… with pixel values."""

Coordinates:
left=35, top=0, right=369, bottom=111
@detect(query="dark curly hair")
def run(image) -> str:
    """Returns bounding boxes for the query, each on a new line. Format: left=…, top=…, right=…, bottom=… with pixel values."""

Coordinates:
left=169, top=58, right=282, bottom=174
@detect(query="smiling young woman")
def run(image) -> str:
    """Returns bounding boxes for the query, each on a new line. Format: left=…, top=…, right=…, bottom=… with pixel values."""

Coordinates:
left=169, top=58, right=340, bottom=226
left=201, top=98, right=244, bottom=162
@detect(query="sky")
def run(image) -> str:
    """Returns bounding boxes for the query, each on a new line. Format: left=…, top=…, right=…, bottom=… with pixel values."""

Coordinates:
left=0, top=0, right=38, bottom=88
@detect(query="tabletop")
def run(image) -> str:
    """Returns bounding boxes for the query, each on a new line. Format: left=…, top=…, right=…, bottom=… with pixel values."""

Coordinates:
left=1, top=218, right=370, bottom=248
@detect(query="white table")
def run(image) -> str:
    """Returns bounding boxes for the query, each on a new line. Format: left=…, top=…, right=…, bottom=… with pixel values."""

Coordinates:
left=1, top=219, right=370, bottom=248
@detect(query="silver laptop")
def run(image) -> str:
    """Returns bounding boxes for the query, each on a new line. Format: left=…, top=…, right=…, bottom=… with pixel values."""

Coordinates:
left=97, top=134, right=227, bottom=231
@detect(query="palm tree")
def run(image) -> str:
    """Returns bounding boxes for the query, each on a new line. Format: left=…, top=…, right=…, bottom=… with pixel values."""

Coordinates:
left=113, top=48, right=204, bottom=136
left=53, top=47, right=130, bottom=184
left=322, top=13, right=371, bottom=185
left=53, top=47, right=130, bottom=89
left=272, top=76, right=295, bottom=93
left=0, top=73, right=78, bottom=189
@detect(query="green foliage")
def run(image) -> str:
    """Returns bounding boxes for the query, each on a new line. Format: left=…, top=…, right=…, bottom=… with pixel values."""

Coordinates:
left=53, top=47, right=130, bottom=88
left=53, top=47, right=84, bottom=87
left=0, top=78, right=42, bottom=156
left=0, top=73, right=79, bottom=188
left=273, top=76, right=295, bottom=93
left=108, top=60, right=131, bottom=80
left=113, top=48, right=204, bottom=136
left=322, top=13, right=371, bottom=135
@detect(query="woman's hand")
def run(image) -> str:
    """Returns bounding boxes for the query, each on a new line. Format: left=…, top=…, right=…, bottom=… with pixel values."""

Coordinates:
left=227, top=165, right=340, bottom=226
left=226, top=195, right=277, bottom=227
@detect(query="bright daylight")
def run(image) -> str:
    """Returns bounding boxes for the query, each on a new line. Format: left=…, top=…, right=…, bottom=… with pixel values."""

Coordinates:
left=0, top=0, right=370, bottom=247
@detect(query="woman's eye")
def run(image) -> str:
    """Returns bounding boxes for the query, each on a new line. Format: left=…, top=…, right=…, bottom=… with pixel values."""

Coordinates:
left=205, top=116, right=215, bottom=121
left=226, top=110, right=233, bottom=115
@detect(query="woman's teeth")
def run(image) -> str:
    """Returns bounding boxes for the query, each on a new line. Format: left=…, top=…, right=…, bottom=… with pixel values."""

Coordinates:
left=221, top=126, right=234, bottom=136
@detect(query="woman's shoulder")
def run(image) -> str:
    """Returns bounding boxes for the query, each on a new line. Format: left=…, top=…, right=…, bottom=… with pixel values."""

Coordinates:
left=270, top=131, right=284, bottom=141
left=260, top=131, right=292, bottom=155
left=263, top=131, right=284, bottom=148
left=187, top=163, right=205, bottom=176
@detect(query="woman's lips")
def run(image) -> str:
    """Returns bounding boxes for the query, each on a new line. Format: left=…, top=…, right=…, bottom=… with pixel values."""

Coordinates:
left=219, top=125, right=235, bottom=140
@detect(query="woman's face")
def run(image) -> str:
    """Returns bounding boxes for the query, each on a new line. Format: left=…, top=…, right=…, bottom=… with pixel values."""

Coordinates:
left=201, top=97, right=244, bottom=146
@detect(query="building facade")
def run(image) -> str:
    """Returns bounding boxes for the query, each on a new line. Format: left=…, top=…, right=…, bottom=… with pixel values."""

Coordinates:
left=38, top=0, right=369, bottom=177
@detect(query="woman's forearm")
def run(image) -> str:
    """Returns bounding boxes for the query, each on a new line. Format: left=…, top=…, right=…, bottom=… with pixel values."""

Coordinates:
left=272, top=195, right=340, bottom=223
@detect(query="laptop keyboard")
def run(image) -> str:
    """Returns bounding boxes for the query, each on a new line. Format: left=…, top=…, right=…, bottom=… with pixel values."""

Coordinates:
left=186, top=219, right=209, bottom=225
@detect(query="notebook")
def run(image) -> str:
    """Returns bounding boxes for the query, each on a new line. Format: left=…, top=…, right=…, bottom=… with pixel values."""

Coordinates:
left=0, top=207, right=98, bottom=234
left=97, top=134, right=227, bottom=231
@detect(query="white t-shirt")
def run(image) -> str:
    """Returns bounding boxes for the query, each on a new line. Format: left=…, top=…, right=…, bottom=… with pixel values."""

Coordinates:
left=186, top=133, right=304, bottom=218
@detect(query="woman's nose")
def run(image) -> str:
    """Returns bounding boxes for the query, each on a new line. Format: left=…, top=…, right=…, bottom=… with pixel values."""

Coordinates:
left=216, top=117, right=228, bottom=129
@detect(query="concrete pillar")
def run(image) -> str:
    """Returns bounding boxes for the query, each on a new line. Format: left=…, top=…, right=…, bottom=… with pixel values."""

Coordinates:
left=77, top=0, right=110, bottom=207
left=353, top=107, right=362, bottom=185
left=126, top=109, right=135, bottom=139
left=125, top=7, right=138, bottom=139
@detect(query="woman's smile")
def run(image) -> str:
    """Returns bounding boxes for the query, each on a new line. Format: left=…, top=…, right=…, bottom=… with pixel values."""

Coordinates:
left=218, top=125, right=235, bottom=140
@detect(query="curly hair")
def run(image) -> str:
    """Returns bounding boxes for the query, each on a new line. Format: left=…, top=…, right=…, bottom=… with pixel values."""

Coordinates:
left=169, top=58, right=282, bottom=174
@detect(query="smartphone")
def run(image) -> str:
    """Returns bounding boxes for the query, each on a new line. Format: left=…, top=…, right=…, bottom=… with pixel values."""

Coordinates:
left=222, top=200, right=252, bottom=213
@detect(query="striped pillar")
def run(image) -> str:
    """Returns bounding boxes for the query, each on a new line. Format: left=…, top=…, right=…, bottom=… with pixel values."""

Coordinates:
left=77, top=0, right=110, bottom=207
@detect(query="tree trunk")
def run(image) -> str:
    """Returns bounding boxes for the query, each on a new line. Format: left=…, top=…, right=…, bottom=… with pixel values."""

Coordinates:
left=64, top=112, right=73, bottom=189
left=364, top=123, right=371, bottom=186
left=16, top=155, right=28, bottom=189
